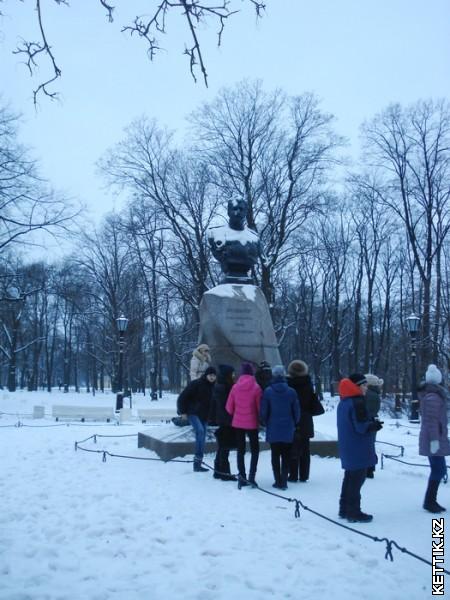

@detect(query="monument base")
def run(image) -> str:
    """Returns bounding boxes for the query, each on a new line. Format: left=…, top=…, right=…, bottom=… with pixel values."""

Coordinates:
left=138, top=425, right=338, bottom=461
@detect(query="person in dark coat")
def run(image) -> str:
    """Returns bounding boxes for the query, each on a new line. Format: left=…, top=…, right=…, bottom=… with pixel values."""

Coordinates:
left=419, top=364, right=450, bottom=513
left=337, top=373, right=383, bottom=523
left=177, top=366, right=217, bottom=472
left=210, top=364, right=237, bottom=481
left=255, top=361, right=272, bottom=391
left=260, top=365, right=300, bottom=490
left=364, top=373, right=383, bottom=478
left=287, top=360, right=316, bottom=482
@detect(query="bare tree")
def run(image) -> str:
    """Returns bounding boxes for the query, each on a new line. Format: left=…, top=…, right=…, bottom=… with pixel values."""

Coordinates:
left=100, top=118, right=219, bottom=317
left=0, top=104, right=78, bottom=252
left=315, top=210, right=354, bottom=386
left=74, top=215, right=133, bottom=390
left=440, top=238, right=450, bottom=369
left=349, top=176, right=396, bottom=371
left=362, top=99, right=450, bottom=366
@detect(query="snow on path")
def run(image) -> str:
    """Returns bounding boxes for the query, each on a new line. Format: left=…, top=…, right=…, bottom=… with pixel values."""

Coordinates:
left=0, top=391, right=446, bottom=599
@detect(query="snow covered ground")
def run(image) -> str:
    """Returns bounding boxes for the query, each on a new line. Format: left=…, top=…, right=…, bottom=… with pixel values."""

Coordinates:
left=0, top=389, right=447, bottom=600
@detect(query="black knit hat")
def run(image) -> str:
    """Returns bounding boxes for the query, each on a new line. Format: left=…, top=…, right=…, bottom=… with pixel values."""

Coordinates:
left=349, top=372, right=367, bottom=386
left=218, top=364, right=235, bottom=377
left=258, top=361, right=271, bottom=371
left=204, top=366, right=217, bottom=377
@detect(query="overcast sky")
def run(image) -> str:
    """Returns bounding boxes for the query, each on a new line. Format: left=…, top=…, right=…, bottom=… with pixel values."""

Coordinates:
left=1, top=0, right=450, bottom=225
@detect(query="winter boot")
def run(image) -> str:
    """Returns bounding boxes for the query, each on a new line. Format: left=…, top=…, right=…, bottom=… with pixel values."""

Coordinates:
left=213, top=458, right=222, bottom=479
left=222, top=457, right=237, bottom=481
left=281, top=463, right=289, bottom=490
left=347, top=512, right=373, bottom=523
left=423, top=480, right=446, bottom=513
left=299, top=453, right=310, bottom=482
left=238, top=474, right=249, bottom=489
left=272, top=459, right=282, bottom=489
left=193, top=458, right=208, bottom=472
left=248, top=467, right=258, bottom=488
left=288, top=458, right=299, bottom=482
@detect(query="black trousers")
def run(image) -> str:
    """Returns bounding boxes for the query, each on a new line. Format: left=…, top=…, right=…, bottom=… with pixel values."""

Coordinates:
left=213, top=447, right=230, bottom=474
left=234, top=428, right=259, bottom=480
left=214, top=425, right=236, bottom=477
left=290, top=435, right=311, bottom=481
left=270, top=442, right=292, bottom=487
left=339, top=468, right=367, bottom=517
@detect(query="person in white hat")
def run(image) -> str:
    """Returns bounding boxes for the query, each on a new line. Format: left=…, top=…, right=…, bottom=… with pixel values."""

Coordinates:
left=418, top=364, right=450, bottom=513
left=190, top=344, right=212, bottom=381
left=364, top=373, right=384, bottom=478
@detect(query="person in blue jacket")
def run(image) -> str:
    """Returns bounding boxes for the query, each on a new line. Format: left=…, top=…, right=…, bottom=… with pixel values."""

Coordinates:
left=337, top=373, right=383, bottom=523
left=260, top=365, right=300, bottom=490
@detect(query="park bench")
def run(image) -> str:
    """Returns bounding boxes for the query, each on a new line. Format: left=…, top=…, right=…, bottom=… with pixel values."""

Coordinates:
left=136, top=408, right=177, bottom=423
left=52, top=405, right=116, bottom=422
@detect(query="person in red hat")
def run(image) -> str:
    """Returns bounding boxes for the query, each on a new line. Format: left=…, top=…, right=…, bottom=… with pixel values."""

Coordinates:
left=337, top=373, right=383, bottom=523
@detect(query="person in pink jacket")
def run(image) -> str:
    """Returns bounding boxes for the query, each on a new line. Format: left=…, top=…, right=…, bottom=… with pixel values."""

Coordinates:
left=226, top=362, right=262, bottom=488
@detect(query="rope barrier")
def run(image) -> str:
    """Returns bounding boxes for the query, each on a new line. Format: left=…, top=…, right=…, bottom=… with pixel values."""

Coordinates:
left=375, top=440, right=404, bottom=456
left=0, top=420, right=124, bottom=429
left=73, top=433, right=449, bottom=575
left=0, top=410, right=34, bottom=417
left=0, top=416, right=170, bottom=429
left=74, top=439, right=192, bottom=463
left=393, top=421, right=420, bottom=430
left=381, top=453, right=449, bottom=483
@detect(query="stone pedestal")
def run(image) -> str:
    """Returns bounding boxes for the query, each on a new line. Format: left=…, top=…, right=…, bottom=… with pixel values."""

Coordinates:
left=198, top=283, right=281, bottom=370
left=138, top=425, right=338, bottom=461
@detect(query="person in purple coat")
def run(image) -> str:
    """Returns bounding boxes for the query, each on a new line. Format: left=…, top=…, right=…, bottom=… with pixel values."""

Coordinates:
left=260, top=365, right=300, bottom=490
left=419, top=364, right=450, bottom=513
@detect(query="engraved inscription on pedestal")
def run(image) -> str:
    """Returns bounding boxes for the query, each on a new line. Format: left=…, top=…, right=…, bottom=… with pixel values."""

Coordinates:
left=226, top=307, right=255, bottom=337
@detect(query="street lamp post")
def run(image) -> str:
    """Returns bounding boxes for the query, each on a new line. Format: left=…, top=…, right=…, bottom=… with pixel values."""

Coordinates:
left=406, top=313, right=420, bottom=423
left=150, top=367, right=158, bottom=401
left=115, top=314, right=129, bottom=412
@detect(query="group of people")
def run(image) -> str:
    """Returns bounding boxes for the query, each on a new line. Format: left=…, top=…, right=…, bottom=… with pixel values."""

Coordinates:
left=177, top=344, right=323, bottom=490
left=178, top=344, right=450, bottom=522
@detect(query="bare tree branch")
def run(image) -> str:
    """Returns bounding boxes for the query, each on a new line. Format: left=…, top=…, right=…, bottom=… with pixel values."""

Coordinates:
left=5, top=0, right=266, bottom=102
left=12, top=0, right=66, bottom=105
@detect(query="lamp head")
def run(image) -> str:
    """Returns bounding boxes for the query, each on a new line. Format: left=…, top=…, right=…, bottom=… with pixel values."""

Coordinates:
left=406, top=313, right=420, bottom=335
left=116, top=314, right=129, bottom=333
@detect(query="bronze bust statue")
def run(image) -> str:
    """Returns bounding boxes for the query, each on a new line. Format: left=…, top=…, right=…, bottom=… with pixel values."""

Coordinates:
left=208, top=199, right=259, bottom=284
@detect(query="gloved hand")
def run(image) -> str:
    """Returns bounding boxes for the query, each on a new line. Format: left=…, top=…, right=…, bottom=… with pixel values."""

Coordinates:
left=368, top=419, right=383, bottom=432
left=430, top=440, right=440, bottom=454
